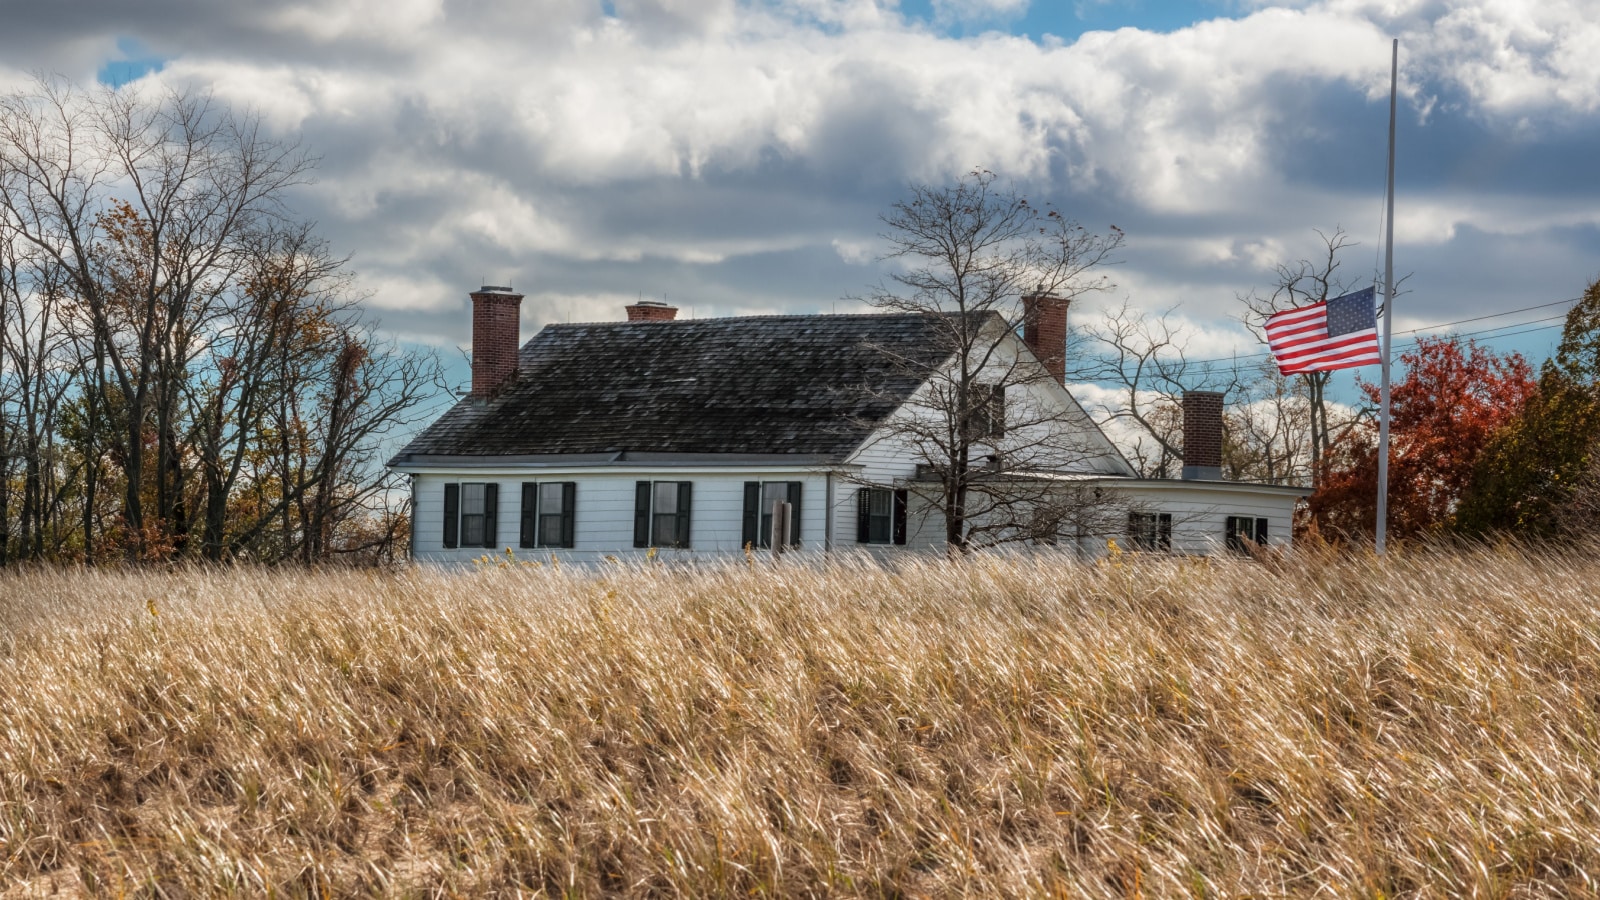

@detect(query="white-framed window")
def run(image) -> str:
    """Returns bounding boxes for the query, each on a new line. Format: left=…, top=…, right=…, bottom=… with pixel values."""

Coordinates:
left=1225, top=515, right=1269, bottom=552
left=443, top=482, right=498, bottom=549
left=856, top=487, right=907, bottom=545
left=742, top=481, right=802, bottom=548
left=1128, top=512, right=1172, bottom=551
left=520, top=482, right=576, bottom=549
left=634, top=481, right=692, bottom=548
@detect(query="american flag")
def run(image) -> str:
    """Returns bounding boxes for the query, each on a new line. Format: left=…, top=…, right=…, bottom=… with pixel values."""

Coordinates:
left=1264, top=287, right=1383, bottom=375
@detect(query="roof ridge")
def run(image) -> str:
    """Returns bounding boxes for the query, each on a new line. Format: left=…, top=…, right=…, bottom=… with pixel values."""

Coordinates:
left=539, top=310, right=966, bottom=329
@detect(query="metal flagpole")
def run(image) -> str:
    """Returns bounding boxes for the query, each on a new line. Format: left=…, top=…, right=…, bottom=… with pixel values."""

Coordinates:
left=1376, top=38, right=1397, bottom=555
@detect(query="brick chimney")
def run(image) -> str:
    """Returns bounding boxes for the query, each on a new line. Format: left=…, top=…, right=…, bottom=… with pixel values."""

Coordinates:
left=1181, top=391, right=1225, bottom=481
left=1022, top=292, right=1070, bottom=385
left=625, top=300, right=678, bottom=322
left=470, top=285, right=523, bottom=398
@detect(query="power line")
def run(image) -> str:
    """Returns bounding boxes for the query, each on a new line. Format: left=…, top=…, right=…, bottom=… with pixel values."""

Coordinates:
left=1403, top=297, right=1576, bottom=332
left=1403, top=321, right=1565, bottom=347
left=1311, top=321, right=1565, bottom=366
left=1406, top=312, right=1568, bottom=341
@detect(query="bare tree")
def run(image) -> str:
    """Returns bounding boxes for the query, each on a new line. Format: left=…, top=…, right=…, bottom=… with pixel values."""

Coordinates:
left=857, top=169, right=1127, bottom=552
left=0, top=78, right=312, bottom=559
left=1070, top=300, right=1244, bottom=478
left=0, top=76, right=439, bottom=565
left=1237, top=228, right=1373, bottom=486
left=182, top=225, right=340, bottom=560
left=234, top=320, right=441, bottom=562
left=0, top=217, right=85, bottom=559
left=1222, top=364, right=1315, bottom=485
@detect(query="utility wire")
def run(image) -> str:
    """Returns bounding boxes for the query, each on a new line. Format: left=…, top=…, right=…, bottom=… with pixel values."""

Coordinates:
left=1400, top=297, right=1575, bottom=332
left=1287, top=321, right=1566, bottom=375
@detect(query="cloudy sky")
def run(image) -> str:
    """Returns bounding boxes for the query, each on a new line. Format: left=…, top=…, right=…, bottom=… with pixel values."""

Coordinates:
left=4, top=0, right=1597, bottom=397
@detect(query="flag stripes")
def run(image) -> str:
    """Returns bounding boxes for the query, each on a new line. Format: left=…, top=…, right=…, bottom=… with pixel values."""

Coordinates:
left=1264, top=287, right=1383, bottom=375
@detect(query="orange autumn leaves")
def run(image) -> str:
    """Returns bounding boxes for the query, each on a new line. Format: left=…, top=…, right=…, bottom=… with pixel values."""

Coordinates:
left=1311, top=336, right=1538, bottom=539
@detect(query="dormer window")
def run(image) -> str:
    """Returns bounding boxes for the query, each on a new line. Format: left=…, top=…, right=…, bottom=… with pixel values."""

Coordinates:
left=972, top=382, right=1006, bottom=440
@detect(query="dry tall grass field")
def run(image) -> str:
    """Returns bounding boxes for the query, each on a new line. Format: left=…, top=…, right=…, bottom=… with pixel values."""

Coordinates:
left=2, top=547, right=1599, bottom=897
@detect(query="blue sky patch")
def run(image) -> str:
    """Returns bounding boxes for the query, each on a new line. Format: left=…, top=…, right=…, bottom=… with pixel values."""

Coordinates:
left=897, top=0, right=1236, bottom=40
left=96, top=37, right=166, bottom=87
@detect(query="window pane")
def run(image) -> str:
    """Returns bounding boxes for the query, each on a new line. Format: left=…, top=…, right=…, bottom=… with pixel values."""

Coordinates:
left=866, top=489, right=893, bottom=544
left=1225, top=516, right=1247, bottom=552
left=540, top=482, right=564, bottom=512
left=461, top=514, right=485, bottom=546
left=985, top=384, right=1005, bottom=438
left=538, top=514, right=564, bottom=547
left=759, top=482, right=787, bottom=546
left=654, top=481, right=678, bottom=515
left=868, top=490, right=891, bottom=517
left=653, top=512, right=678, bottom=546
left=1129, top=513, right=1156, bottom=550
left=868, top=514, right=891, bottom=543
left=461, top=483, right=486, bottom=515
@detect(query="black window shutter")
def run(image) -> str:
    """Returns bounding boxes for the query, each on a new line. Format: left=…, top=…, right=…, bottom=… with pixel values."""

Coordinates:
left=561, top=483, right=577, bottom=548
left=675, top=482, right=693, bottom=548
left=1159, top=513, right=1172, bottom=551
left=787, top=482, right=802, bottom=546
left=893, top=489, right=908, bottom=546
left=520, top=483, right=537, bottom=548
left=634, top=481, right=651, bottom=548
left=443, top=483, right=459, bottom=549
left=482, top=483, right=499, bottom=548
left=1256, top=517, right=1269, bottom=545
left=741, top=482, right=760, bottom=548
left=856, top=489, right=871, bottom=543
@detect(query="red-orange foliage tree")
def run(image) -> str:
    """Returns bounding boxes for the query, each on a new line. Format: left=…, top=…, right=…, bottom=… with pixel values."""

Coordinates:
left=1310, top=336, right=1537, bottom=539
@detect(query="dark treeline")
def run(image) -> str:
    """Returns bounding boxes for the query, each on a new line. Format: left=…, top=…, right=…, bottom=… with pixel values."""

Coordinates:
left=0, top=78, right=442, bottom=565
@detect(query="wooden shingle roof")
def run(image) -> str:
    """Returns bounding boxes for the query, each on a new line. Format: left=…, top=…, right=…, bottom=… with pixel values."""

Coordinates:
left=391, top=312, right=974, bottom=463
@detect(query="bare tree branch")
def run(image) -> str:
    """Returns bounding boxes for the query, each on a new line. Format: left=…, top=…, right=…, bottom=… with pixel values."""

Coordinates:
left=852, top=169, right=1128, bottom=553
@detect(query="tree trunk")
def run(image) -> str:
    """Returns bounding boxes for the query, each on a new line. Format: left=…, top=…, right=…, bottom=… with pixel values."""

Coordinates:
left=82, top=339, right=105, bottom=564
left=123, top=386, right=147, bottom=562
left=202, top=464, right=227, bottom=562
left=20, top=402, right=40, bottom=558
left=0, top=419, right=9, bottom=567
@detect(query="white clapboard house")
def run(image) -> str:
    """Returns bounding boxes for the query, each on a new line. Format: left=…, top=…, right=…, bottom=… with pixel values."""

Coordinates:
left=388, top=287, right=1308, bottom=563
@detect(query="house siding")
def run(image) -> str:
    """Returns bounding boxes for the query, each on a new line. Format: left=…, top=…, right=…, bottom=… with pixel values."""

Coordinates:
left=409, top=472, right=1304, bottom=564
left=412, top=470, right=835, bottom=565
left=1099, top=483, right=1303, bottom=556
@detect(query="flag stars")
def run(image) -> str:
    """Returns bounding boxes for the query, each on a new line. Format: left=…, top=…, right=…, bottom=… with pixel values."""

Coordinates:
left=1327, top=287, right=1378, bottom=337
